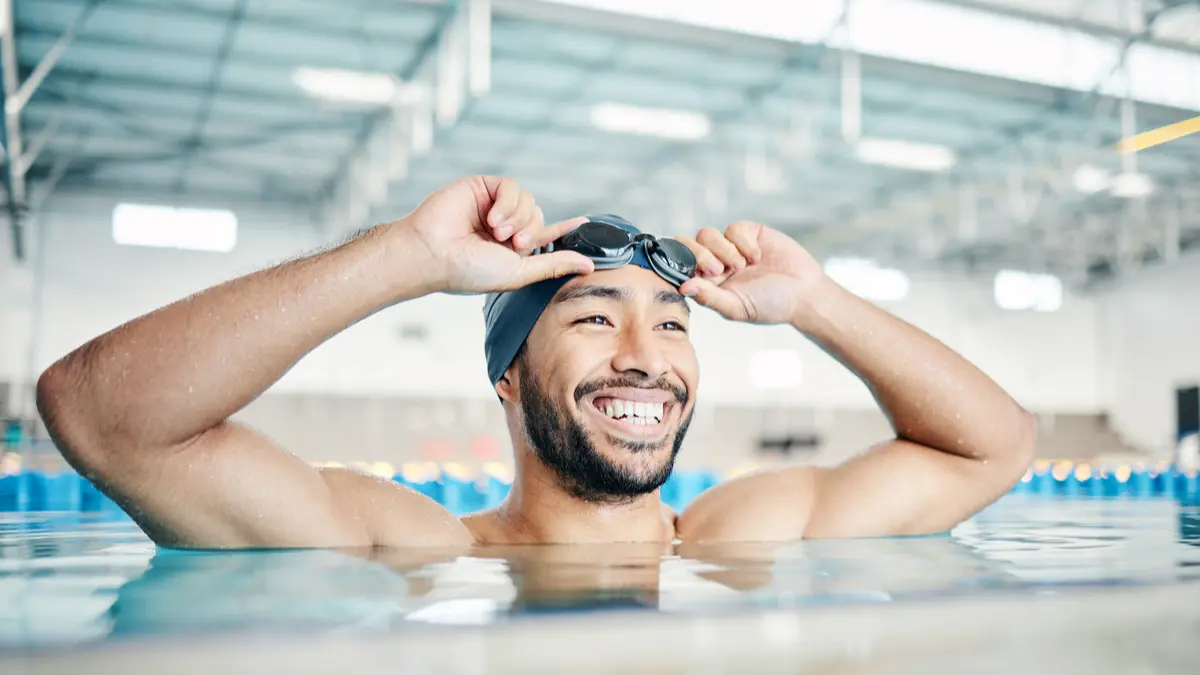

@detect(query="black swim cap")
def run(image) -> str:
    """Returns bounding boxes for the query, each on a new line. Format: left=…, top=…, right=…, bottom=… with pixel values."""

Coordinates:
left=482, top=215, right=655, bottom=387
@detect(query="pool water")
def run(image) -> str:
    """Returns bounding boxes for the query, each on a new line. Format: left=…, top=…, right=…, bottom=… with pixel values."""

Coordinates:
left=2, top=494, right=1199, bottom=655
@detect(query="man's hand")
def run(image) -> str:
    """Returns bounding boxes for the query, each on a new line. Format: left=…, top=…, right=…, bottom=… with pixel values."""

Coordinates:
left=675, top=221, right=826, bottom=326
left=395, top=176, right=595, bottom=295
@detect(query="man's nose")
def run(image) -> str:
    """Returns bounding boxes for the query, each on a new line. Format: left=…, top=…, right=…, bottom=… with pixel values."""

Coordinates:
left=610, top=324, right=669, bottom=380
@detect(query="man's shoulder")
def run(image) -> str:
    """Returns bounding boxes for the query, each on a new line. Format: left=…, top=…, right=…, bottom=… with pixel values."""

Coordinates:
left=676, top=465, right=818, bottom=543
left=319, top=467, right=477, bottom=547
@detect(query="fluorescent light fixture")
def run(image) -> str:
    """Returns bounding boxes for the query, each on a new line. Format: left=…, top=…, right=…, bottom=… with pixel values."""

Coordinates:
left=748, top=349, right=804, bottom=390
left=542, top=0, right=1200, bottom=112
left=994, top=270, right=1062, bottom=312
left=293, top=67, right=426, bottom=106
left=1071, top=164, right=1110, bottom=194
left=1109, top=172, right=1155, bottom=199
left=589, top=102, right=712, bottom=141
left=112, top=203, right=237, bottom=253
left=824, top=257, right=911, bottom=302
left=855, top=137, right=957, bottom=172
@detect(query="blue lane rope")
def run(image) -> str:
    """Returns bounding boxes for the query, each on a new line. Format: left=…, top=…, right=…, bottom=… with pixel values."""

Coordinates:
left=1, top=462, right=1197, bottom=514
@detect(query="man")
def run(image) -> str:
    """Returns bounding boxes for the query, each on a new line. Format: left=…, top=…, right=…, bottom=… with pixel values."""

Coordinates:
left=36, top=176, right=1036, bottom=549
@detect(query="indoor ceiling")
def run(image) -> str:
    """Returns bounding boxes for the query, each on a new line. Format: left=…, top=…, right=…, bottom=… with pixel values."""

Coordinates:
left=7, top=0, right=1200, bottom=288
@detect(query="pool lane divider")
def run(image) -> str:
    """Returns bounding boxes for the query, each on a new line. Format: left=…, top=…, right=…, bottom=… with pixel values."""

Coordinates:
left=2, top=462, right=1198, bottom=514
left=0, top=468, right=723, bottom=515
left=1012, top=461, right=1200, bottom=500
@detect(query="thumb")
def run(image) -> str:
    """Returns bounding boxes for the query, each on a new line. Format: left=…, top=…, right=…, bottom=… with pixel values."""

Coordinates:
left=501, top=251, right=594, bottom=290
left=681, top=277, right=748, bottom=320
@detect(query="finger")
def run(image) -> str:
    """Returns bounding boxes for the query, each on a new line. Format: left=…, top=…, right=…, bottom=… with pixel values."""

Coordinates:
left=500, top=251, right=595, bottom=291
left=504, top=192, right=539, bottom=247
left=674, top=235, right=725, bottom=277
left=487, top=178, right=523, bottom=232
left=696, top=227, right=747, bottom=271
left=679, top=277, right=746, bottom=321
left=724, top=221, right=763, bottom=264
left=517, top=215, right=587, bottom=252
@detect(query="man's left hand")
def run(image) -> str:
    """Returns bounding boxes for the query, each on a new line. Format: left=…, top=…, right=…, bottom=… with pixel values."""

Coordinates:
left=675, top=221, right=826, bottom=325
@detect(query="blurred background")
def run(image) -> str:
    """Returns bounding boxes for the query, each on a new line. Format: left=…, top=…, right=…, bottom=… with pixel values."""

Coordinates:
left=1, top=0, right=1199, bottom=476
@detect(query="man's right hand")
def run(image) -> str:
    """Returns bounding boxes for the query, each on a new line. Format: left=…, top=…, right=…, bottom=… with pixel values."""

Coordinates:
left=394, top=176, right=596, bottom=295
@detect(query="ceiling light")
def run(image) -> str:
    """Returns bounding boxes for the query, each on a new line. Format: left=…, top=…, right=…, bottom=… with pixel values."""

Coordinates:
left=1109, top=171, right=1155, bottom=199
left=1071, top=164, right=1110, bottom=194
left=854, top=137, right=957, bottom=172
left=112, top=203, right=237, bottom=253
left=293, top=67, right=425, bottom=106
left=589, top=103, right=712, bottom=141
left=994, top=270, right=1062, bottom=312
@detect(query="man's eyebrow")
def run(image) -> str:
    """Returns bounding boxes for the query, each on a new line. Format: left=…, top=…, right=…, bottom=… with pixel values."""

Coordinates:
left=655, top=289, right=690, bottom=314
left=551, top=284, right=631, bottom=305
left=551, top=285, right=691, bottom=315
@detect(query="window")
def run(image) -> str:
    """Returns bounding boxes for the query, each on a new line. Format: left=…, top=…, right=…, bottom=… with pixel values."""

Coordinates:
left=994, top=270, right=1063, bottom=312
left=112, top=203, right=238, bottom=252
left=824, top=257, right=911, bottom=302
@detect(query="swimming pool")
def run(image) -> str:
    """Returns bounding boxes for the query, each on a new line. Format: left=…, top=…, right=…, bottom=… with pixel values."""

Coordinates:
left=3, top=493, right=1199, bottom=669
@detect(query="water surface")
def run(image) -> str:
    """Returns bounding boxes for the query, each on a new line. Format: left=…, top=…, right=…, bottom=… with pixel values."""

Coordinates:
left=2, top=495, right=1198, bottom=650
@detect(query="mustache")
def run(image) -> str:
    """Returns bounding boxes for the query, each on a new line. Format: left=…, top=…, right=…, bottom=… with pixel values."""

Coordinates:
left=575, top=375, right=689, bottom=406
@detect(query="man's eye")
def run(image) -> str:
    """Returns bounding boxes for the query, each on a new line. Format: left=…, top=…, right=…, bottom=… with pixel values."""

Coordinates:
left=660, top=321, right=687, bottom=332
left=575, top=315, right=612, bottom=326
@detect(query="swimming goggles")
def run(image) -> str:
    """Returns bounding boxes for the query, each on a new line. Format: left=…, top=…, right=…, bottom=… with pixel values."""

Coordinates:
left=537, top=214, right=698, bottom=287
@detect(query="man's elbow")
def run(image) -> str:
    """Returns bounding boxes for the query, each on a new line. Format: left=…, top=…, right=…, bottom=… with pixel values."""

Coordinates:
left=36, top=358, right=107, bottom=468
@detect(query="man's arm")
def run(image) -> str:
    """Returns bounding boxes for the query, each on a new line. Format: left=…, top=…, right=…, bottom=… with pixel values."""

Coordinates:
left=802, top=276, right=1035, bottom=536
left=37, top=227, right=466, bottom=548
left=36, top=177, right=593, bottom=549
left=676, top=224, right=1036, bottom=542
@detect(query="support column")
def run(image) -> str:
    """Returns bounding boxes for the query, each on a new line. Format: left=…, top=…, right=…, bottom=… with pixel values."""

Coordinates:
left=1, top=0, right=95, bottom=262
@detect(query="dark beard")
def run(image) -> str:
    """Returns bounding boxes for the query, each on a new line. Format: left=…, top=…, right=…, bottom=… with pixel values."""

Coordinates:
left=517, top=360, right=693, bottom=505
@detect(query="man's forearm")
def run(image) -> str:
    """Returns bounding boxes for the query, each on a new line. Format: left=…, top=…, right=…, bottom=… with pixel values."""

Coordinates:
left=38, top=224, right=431, bottom=452
left=795, top=277, right=1034, bottom=463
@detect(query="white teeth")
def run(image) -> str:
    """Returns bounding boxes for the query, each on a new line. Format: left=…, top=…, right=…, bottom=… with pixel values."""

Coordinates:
left=599, top=398, right=666, bottom=424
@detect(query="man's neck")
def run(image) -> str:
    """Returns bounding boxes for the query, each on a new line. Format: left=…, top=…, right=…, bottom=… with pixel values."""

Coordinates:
left=492, top=469, right=674, bottom=545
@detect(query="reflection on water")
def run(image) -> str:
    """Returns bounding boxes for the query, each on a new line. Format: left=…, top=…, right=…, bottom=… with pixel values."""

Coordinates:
left=1, top=496, right=1199, bottom=648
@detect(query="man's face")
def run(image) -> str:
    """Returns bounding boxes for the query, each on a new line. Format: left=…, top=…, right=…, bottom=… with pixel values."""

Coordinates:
left=504, top=266, right=699, bottom=503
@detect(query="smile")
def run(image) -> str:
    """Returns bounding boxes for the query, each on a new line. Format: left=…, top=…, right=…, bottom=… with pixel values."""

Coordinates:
left=583, top=389, right=678, bottom=441
left=594, top=398, right=664, bottom=424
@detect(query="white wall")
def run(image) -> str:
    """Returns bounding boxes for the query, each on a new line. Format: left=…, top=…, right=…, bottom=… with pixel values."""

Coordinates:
left=1097, top=255, right=1200, bottom=454
left=11, top=192, right=1105, bottom=414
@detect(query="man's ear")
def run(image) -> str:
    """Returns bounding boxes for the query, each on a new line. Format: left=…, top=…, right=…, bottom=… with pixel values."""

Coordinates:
left=495, top=367, right=520, bottom=403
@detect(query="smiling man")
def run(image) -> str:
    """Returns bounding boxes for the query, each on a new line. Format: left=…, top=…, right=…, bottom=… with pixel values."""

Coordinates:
left=36, top=176, right=1036, bottom=549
